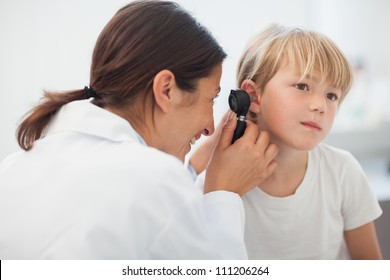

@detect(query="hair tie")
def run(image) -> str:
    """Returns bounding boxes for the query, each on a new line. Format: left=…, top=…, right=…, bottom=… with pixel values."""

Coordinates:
left=84, top=86, right=96, bottom=99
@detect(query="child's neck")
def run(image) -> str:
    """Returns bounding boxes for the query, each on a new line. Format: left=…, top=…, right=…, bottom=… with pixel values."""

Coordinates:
left=259, top=145, right=308, bottom=197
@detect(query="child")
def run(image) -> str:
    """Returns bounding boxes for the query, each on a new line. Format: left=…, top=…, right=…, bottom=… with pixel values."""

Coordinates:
left=192, top=24, right=383, bottom=259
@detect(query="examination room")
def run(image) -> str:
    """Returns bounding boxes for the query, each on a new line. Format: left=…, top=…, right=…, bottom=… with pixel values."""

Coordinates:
left=0, top=0, right=389, bottom=260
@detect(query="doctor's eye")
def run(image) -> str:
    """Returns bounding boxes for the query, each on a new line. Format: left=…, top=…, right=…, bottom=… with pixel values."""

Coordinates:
left=326, top=92, right=339, bottom=101
left=212, top=94, right=219, bottom=105
left=295, top=83, right=309, bottom=91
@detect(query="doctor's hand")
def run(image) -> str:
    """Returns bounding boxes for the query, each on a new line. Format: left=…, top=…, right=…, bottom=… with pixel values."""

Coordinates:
left=204, top=115, right=278, bottom=196
left=190, top=111, right=230, bottom=174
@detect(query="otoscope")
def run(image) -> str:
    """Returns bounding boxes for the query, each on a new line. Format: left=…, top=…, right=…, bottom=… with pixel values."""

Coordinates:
left=228, top=89, right=251, bottom=143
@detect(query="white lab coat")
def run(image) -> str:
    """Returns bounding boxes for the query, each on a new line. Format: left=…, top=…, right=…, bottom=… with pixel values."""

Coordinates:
left=0, top=100, right=247, bottom=259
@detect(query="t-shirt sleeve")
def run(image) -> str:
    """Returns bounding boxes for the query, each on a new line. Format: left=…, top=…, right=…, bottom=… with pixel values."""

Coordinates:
left=341, top=153, right=383, bottom=230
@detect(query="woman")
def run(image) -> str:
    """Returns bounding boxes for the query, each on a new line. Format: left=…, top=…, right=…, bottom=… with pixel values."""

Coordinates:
left=0, top=1, right=278, bottom=259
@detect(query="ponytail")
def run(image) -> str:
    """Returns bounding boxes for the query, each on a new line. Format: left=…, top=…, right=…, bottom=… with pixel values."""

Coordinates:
left=17, top=89, right=87, bottom=151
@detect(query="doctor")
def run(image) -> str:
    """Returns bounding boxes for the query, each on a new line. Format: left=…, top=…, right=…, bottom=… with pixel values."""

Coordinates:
left=0, top=0, right=278, bottom=259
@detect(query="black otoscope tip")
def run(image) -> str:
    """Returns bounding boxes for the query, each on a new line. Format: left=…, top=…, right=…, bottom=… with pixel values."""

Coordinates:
left=228, top=89, right=251, bottom=116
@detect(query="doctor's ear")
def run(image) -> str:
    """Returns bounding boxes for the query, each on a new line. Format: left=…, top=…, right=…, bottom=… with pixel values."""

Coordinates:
left=153, top=69, right=176, bottom=113
left=241, top=79, right=261, bottom=113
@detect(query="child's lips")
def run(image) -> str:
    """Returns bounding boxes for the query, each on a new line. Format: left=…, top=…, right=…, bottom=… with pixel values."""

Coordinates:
left=301, top=121, right=321, bottom=131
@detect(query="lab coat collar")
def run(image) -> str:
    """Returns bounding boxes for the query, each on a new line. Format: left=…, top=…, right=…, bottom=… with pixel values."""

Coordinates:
left=45, top=100, right=145, bottom=144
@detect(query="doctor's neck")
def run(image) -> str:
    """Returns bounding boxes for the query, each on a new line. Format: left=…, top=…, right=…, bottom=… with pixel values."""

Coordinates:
left=105, top=103, right=170, bottom=153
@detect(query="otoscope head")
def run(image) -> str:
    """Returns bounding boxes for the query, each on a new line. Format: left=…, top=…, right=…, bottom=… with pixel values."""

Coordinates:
left=228, top=89, right=251, bottom=116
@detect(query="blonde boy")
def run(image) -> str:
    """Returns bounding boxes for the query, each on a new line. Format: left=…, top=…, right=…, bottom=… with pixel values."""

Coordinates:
left=191, top=24, right=382, bottom=259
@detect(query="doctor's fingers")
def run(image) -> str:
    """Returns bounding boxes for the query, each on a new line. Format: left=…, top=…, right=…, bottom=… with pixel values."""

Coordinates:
left=210, top=110, right=231, bottom=143
left=237, top=120, right=260, bottom=143
left=264, top=143, right=279, bottom=165
left=255, top=131, right=278, bottom=155
left=256, top=131, right=278, bottom=161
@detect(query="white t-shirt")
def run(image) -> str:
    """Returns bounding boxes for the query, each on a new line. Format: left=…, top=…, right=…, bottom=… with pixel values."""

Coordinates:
left=242, top=143, right=382, bottom=259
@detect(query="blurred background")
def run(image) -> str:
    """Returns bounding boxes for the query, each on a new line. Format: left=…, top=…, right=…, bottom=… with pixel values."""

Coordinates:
left=1, top=0, right=389, bottom=258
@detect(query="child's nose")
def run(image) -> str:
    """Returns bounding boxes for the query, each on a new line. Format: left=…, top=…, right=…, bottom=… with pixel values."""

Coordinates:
left=309, top=93, right=326, bottom=113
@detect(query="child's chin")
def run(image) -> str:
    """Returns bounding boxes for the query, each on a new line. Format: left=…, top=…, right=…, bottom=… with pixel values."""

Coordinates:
left=296, top=142, right=319, bottom=151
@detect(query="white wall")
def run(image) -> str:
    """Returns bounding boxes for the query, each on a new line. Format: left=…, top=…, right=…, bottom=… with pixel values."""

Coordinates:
left=0, top=0, right=128, bottom=160
left=1, top=0, right=390, bottom=161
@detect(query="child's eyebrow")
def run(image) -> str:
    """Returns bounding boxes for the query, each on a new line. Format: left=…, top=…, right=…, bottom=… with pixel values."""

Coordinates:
left=300, top=73, right=340, bottom=90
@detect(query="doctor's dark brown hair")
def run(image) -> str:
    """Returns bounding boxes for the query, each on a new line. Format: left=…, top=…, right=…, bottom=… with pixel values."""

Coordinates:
left=17, top=0, right=226, bottom=151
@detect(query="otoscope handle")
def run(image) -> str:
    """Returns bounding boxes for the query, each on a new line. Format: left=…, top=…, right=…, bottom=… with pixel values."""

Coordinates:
left=232, top=117, right=247, bottom=144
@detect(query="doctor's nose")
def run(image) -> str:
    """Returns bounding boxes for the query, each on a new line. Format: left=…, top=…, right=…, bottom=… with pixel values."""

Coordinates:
left=202, top=118, right=215, bottom=136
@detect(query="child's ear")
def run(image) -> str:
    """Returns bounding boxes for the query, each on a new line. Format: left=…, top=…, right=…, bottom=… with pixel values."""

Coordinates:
left=241, top=79, right=261, bottom=113
left=153, top=69, right=175, bottom=113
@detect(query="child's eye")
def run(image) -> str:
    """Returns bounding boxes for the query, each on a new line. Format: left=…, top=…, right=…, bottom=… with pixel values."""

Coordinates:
left=326, top=93, right=339, bottom=101
left=295, top=83, right=309, bottom=91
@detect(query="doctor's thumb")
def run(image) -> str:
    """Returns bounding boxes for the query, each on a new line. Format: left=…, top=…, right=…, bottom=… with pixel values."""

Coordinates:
left=216, top=113, right=237, bottom=150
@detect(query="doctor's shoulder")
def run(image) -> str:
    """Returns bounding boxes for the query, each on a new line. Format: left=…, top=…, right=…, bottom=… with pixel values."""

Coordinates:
left=102, top=141, right=197, bottom=193
left=0, top=151, right=24, bottom=173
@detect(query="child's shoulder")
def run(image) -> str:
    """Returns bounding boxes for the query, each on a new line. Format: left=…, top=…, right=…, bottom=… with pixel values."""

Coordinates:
left=316, top=142, right=352, bottom=156
left=313, top=143, right=358, bottom=166
left=311, top=143, right=366, bottom=185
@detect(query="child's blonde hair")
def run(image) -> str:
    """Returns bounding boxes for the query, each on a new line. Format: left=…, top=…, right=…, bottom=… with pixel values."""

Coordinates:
left=237, top=24, right=353, bottom=105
